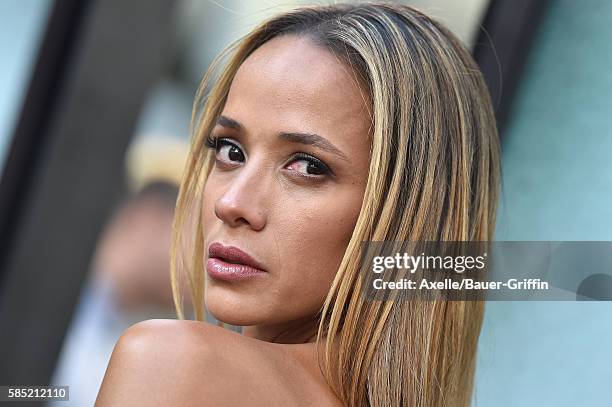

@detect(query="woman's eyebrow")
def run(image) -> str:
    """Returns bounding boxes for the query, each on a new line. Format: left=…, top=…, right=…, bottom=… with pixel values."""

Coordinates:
left=216, top=115, right=349, bottom=161
left=216, top=115, right=243, bottom=130
left=279, top=132, right=349, bottom=161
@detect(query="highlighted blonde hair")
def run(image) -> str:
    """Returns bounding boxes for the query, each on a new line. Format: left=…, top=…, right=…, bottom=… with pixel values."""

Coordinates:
left=171, top=3, right=501, bottom=406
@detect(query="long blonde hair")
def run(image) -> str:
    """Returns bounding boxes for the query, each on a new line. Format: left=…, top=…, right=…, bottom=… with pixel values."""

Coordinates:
left=170, top=3, right=501, bottom=406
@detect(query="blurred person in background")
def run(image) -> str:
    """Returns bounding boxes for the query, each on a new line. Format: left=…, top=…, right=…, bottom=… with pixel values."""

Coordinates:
left=48, top=136, right=189, bottom=407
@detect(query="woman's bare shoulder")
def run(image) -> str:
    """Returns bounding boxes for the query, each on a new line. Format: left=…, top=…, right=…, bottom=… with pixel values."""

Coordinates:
left=95, top=319, right=342, bottom=407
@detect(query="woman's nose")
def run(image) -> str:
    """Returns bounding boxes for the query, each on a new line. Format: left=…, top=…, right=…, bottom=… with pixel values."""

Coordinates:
left=213, top=168, right=267, bottom=231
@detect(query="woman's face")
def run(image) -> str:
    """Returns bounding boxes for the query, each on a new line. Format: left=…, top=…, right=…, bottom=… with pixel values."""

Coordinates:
left=201, top=34, right=372, bottom=338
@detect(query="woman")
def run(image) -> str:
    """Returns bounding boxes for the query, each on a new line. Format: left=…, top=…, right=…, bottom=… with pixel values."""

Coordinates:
left=96, top=2, right=501, bottom=406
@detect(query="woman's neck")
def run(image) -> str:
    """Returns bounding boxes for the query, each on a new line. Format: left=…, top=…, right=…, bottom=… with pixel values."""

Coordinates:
left=242, top=315, right=320, bottom=344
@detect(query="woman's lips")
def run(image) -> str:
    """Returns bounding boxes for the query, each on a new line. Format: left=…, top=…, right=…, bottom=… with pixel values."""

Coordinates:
left=206, top=242, right=267, bottom=281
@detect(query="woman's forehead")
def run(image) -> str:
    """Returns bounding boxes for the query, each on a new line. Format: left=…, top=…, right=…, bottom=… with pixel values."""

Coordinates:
left=222, top=35, right=371, bottom=146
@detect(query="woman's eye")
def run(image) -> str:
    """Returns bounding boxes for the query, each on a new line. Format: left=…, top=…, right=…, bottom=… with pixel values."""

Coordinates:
left=286, top=154, right=330, bottom=177
left=205, top=137, right=330, bottom=178
left=215, top=139, right=245, bottom=164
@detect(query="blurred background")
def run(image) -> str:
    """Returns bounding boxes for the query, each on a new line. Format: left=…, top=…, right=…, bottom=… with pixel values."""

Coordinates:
left=0, top=0, right=610, bottom=406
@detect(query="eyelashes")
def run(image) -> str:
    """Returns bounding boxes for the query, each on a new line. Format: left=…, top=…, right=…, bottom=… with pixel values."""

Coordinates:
left=204, top=134, right=220, bottom=150
left=287, top=152, right=332, bottom=176
left=204, top=135, right=333, bottom=178
left=204, top=135, right=215, bottom=149
left=205, top=136, right=245, bottom=163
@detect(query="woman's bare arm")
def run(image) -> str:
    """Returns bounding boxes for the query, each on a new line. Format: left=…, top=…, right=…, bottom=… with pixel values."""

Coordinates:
left=94, top=319, right=224, bottom=406
left=94, top=319, right=333, bottom=407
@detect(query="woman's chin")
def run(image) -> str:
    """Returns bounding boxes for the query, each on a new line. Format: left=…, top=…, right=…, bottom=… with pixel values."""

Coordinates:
left=205, top=291, right=270, bottom=326
left=207, top=309, right=259, bottom=327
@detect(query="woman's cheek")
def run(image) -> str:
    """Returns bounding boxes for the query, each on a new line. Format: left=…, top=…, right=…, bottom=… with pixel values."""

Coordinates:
left=284, top=207, right=356, bottom=279
left=201, top=177, right=224, bottom=227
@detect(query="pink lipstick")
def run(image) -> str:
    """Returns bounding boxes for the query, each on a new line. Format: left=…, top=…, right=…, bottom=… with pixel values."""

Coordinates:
left=206, top=242, right=267, bottom=281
